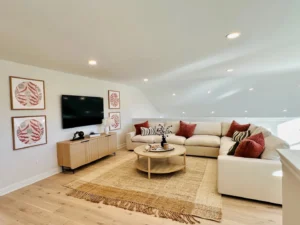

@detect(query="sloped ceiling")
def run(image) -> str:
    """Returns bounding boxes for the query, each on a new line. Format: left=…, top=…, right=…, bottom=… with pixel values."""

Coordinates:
left=0, top=0, right=299, bottom=117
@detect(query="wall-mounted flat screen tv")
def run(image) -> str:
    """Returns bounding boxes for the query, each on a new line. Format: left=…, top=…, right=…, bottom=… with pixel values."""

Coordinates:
left=61, top=95, right=104, bottom=129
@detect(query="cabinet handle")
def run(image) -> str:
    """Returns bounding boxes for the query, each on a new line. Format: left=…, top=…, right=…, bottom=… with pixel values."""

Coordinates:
left=81, top=140, right=90, bottom=143
left=105, top=135, right=111, bottom=137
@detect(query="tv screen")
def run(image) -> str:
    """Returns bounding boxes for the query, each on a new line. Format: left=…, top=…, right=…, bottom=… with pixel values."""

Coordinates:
left=61, top=95, right=104, bottom=129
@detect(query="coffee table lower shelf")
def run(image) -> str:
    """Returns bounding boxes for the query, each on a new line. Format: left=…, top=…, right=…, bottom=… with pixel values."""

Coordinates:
left=135, top=156, right=186, bottom=179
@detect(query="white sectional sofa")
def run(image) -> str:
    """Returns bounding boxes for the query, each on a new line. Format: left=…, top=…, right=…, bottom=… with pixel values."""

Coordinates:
left=126, top=120, right=289, bottom=204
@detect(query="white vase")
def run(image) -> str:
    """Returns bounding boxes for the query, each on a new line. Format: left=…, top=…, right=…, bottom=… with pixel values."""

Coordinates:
left=104, top=126, right=110, bottom=135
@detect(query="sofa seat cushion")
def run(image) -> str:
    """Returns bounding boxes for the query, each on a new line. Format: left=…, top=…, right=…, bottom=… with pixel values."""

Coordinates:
left=166, top=134, right=186, bottom=145
left=193, top=122, right=221, bottom=136
left=219, top=137, right=236, bottom=155
left=131, top=135, right=160, bottom=143
left=185, top=135, right=220, bottom=147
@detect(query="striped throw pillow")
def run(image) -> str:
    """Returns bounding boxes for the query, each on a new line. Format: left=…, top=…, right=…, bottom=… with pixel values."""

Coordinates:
left=232, top=130, right=251, bottom=142
left=141, top=127, right=156, bottom=136
left=227, top=142, right=239, bottom=155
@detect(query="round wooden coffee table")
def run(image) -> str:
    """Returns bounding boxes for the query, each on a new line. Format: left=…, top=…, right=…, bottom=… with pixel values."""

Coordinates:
left=134, top=144, right=186, bottom=179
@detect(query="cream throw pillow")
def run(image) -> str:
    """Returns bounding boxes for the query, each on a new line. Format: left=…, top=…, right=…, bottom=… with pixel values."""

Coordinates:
left=251, top=126, right=272, bottom=138
left=261, top=135, right=290, bottom=160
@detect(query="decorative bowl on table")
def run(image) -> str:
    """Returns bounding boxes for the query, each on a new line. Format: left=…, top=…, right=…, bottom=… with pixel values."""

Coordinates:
left=145, top=144, right=175, bottom=152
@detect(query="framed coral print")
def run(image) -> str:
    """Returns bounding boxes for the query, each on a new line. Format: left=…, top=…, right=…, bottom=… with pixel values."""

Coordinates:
left=10, top=76, right=46, bottom=110
left=109, top=112, right=121, bottom=130
left=108, top=90, right=120, bottom=109
left=12, top=115, right=47, bottom=150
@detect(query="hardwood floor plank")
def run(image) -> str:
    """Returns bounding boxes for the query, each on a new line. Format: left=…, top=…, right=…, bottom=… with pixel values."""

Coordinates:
left=0, top=149, right=282, bottom=225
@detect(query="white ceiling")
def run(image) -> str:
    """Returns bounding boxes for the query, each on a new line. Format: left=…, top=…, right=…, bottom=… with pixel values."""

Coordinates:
left=1, top=0, right=300, bottom=117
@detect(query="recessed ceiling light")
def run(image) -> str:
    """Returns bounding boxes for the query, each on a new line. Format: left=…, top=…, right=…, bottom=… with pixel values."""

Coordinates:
left=249, top=88, right=254, bottom=91
left=245, top=110, right=248, bottom=113
left=144, top=78, right=148, bottom=82
left=211, top=111, right=215, bottom=114
left=172, top=93, right=176, bottom=96
left=207, top=90, right=211, bottom=94
left=226, top=32, right=241, bottom=39
left=227, top=69, right=234, bottom=72
left=283, top=109, right=287, bottom=112
left=88, top=60, right=97, bottom=65
left=182, top=112, right=185, bottom=114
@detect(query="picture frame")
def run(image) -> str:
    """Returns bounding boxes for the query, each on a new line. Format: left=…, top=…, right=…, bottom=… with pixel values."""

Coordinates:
left=108, top=90, right=120, bottom=109
left=11, top=115, right=47, bottom=150
left=10, top=76, right=46, bottom=110
left=109, top=112, right=121, bottom=131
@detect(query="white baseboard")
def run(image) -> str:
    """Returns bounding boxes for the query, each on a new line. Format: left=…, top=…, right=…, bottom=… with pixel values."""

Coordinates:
left=0, top=167, right=61, bottom=196
left=117, top=143, right=126, bottom=150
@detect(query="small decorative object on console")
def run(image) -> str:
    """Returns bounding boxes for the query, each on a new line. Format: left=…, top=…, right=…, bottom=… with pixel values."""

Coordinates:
left=156, top=124, right=172, bottom=147
left=103, top=118, right=113, bottom=135
left=89, top=132, right=100, bottom=138
left=71, top=131, right=85, bottom=141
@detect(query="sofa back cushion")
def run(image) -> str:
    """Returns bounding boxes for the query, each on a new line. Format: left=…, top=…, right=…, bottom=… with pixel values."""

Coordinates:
left=221, top=122, right=231, bottom=136
left=165, top=121, right=189, bottom=134
left=149, top=122, right=164, bottom=128
left=193, top=122, right=221, bottom=136
left=149, top=122, right=164, bottom=134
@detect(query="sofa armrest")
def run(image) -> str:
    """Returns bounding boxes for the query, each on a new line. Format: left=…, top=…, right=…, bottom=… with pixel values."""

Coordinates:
left=126, top=131, right=136, bottom=150
left=218, top=155, right=282, bottom=204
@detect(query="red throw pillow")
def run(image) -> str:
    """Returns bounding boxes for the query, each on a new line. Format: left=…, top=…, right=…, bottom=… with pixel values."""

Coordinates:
left=226, top=120, right=250, bottom=137
left=235, top=133, right=265, bottom=158
left=134, top=121, right=149, bottom=135
left=176, top=121, right=197, bottom=138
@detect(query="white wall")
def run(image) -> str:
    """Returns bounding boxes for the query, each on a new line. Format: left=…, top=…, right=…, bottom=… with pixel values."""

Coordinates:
left=0, top=60, right=159, bottom=195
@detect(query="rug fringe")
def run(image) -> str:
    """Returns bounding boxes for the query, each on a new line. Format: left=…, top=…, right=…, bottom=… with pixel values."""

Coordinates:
left=67, top=189, right=202, bottom=224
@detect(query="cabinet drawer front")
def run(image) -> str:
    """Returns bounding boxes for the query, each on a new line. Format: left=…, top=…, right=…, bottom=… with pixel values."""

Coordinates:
left=99, top=137, right=109, bottom=157
left=109, top=134, right=117, bottom=153
left=70, top=143, right=87, bottom=169
left=87, top=139, right=99, bottom=162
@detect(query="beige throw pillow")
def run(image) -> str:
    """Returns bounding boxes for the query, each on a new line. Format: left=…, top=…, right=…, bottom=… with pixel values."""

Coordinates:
left=251, top=126, right=272, bottom=138
left=261, top=135, right=290, bottom=160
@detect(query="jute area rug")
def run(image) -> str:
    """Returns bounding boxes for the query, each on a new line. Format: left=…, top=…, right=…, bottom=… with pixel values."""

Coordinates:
left=65, top=152, right=222, bottom=224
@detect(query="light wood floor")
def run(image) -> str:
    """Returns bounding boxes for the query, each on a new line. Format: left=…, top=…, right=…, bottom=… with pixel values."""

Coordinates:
left=0, top=149, right=282, bottom=225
